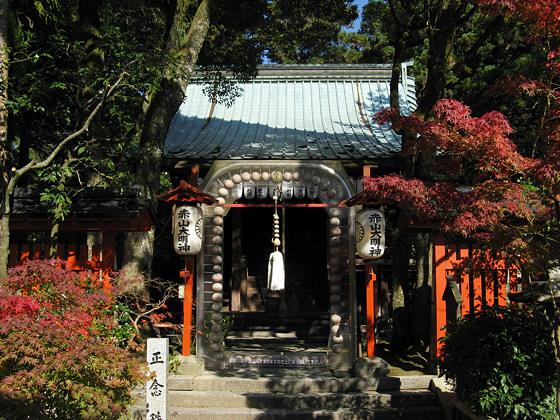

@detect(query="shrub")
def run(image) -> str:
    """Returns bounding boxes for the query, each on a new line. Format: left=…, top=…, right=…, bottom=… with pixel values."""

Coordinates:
left=438, top=305, right=557, bottom=419
left=0, top=260, right=145, bottom=419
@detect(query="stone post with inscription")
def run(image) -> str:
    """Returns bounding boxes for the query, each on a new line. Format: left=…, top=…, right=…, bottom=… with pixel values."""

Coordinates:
left=146, top=338, right=168, bottom=420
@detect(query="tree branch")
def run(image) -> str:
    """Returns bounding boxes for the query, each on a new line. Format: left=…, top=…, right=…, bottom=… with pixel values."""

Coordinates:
left=5, top=72, right=127, bottom=198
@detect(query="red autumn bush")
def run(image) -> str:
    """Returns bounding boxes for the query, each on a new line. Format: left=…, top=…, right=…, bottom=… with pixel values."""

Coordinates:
left=0, top=260, right=145, bottom=419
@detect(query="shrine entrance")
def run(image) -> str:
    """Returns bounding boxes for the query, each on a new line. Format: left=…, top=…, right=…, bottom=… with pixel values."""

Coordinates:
left=224, top=206, right=328, bottom=314
left=194, top=160, right=358, bottom=370
left=220, top=206, right=330, bottom=363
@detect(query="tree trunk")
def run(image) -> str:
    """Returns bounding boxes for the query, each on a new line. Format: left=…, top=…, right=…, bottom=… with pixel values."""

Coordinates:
left=411, top=232, right=433, bottom=351
left=384, top=2, right=468, bottom=353
left=136, top=0, right=211, bottom=206
left=416, top=4, right=471, bottom=119
left=0, top=1, right=11, bottom=278
left=417, top=25, right=456, bottom=117
left=389, top=29, right=404, bottom=110
left=121, top=0, right=211, bottom=276
left=121, top=229, right=156, bottom=278
left=391, top=230, right=412, bottom=350
left=0, top=0, right=9, bottom=187
left=0, top=211, right=9, bottom=279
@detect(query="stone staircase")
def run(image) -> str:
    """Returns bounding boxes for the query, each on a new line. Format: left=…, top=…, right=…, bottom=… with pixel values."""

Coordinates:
left=226, top=311, right=331, bottom=338
left=131, top=371, right=444, bottom=419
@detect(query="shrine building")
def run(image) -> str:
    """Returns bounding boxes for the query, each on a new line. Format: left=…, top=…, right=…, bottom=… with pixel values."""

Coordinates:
left=163, top=63, right=417, bottom=371
left=5, top=63, right=522, bottom=374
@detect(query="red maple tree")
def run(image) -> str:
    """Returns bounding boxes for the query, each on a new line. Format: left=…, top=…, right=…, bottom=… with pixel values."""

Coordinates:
left=0, top=260, right=146, bottom=419
left=362, top=0, right=560, bottom=413
left=365, top=0, right=560, bottom=278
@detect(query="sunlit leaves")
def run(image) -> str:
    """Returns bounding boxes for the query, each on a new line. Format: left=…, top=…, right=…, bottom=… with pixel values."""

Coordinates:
left=439, top=305, right=557, bottom=419
left=367, top=98, right=550, bottom=248
left=0, top=260, right=145, bottom=418
left=261, top=0, right=358, bottom=63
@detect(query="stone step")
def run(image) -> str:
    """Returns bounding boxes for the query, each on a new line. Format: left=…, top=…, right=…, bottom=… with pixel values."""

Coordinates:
left=229, top=314, right=330, bottom=328
left=226, top=330, right=328, bottom=339
left=168, top=374, right=436, bottom=393
left=166, top=389, right=437, bottom=410
left=131, top=374, right=443, bottom=420
left=159, top=405, right=444, bottom=420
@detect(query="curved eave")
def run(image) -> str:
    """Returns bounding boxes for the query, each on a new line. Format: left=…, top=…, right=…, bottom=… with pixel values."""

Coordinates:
left=164, top=64, right=416, bottom=162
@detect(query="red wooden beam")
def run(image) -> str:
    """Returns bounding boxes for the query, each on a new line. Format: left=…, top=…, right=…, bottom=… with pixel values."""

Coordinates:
left=157, top=180, right=216, bottom=205
left=221, top=203, right=330, bottom=208
left=181, top=258, right=195, bottom=356
left=433, top=232, right=448, bottom=357
left=366, top=263, right=376, bottom=357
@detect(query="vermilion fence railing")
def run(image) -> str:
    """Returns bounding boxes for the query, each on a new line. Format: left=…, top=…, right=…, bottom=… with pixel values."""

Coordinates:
left=433, top=232, right=521, bottom=355
left=8, top=243, right=114, bottom=288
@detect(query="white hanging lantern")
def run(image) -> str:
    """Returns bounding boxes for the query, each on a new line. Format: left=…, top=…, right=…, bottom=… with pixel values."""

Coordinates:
left=356, top=209, right=386, bottom=259
left=243, top=181, right=256, bottom=199
left=231, top=182, right=243, bottom=198
left=281, top=181, right=293, bottom=199
left=256, top=185, right=268, bottom=199
left=269, top=184, right=281, bottom=198
left=293, top=183, right=306, bottom=199
left=173, top=205, right=203, bottom=255
left=307, top=185, right=319, bottom=199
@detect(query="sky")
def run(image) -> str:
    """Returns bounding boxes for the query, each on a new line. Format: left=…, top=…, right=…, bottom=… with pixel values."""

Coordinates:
left=350, top=0, right=369, bottom=32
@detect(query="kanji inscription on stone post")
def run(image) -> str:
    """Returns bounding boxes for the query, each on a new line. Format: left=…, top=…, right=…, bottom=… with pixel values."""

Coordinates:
left=146, top=338, right=169, bottom=420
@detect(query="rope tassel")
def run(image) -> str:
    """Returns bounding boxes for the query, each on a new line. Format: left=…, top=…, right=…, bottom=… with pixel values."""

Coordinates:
left=267, top=184, right=285, bottom=291
left=267, top=250, right=285, bottom=291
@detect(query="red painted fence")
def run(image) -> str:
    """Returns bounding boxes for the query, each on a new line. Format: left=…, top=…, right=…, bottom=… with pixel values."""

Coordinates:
left=433, top=232, right=521, bottom=355
left=8, top=242, right=114, bottom=288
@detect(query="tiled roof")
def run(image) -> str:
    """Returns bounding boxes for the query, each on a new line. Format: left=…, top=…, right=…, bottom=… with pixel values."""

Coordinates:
left=164, top=63, right=416, bottom=161
left=12, top=188, right=152, bottom=219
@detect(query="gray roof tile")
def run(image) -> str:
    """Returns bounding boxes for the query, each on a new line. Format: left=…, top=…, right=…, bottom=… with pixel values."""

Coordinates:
left=164, top=63, right=416, bottom=161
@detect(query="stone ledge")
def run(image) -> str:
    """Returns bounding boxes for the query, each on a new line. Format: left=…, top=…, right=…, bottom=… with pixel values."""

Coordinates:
left=353, top=356, right=391, bottom=378
left=430, top=377, right=488, bottom=420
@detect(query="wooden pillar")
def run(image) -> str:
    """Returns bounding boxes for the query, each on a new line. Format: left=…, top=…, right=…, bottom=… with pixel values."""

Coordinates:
left=187, top=164, right=200, bottom=187
left=366, top=263, right=376, bottom=357
left=231, top=209, right=242, bottom=311
left=181, top=257, right=195, bottom=356
left=433, top=232, right=448, bottom=357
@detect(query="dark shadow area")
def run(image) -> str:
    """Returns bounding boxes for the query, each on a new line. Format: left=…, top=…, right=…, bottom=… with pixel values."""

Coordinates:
left=0, top=396, right=50, bottom=420
left=221, top=207, right=331, bottom=360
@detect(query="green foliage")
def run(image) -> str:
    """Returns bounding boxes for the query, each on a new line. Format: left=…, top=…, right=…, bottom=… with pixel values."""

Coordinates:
left=260, top=0, right=358, bottom=63
left=168, top=353, right=181, bottom=374
left=104, top=301, right=138, bottom=347
left=159, top=171, right=173, bottom=194
left=38, top=164, right=74, bottom=220
left=438, top=305, right=558, bottom=419
left=0, top=260, right=145, bottom=419
left=7, top=0, right=164, bottom=197
left=360, top=0, right=397, bottom=63
left=199, top=0, right=266, bottom=72
left=222, top=314, right=232, bottom=339
left=314, top=32, right=371, bottom=64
